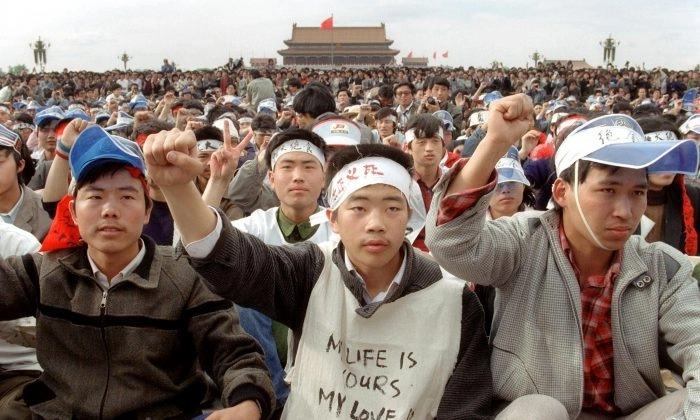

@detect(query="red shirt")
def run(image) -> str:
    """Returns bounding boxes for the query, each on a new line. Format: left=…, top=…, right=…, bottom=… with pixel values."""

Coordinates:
left=438, top=158, right=622, bottom=414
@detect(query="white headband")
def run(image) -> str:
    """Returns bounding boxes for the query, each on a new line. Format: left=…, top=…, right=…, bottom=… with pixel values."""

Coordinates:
left=404, top=126, right=444, bottom=143
left=197, top=139, right=223, bottom=152
left=328, top=156, right=412, bottom=210
left=270, top=139, right=325, bottom=169
left=379, top=115, right=398, bottom=123
left=468, top=111, right=488, bottom=127
left=238, top=117, right=253, bottom=124
left=644, top=130, right=678, bottom=142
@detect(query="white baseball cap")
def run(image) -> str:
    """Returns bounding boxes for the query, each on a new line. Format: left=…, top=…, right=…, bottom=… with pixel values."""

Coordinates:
left=554, top=114, right=698, bottom=177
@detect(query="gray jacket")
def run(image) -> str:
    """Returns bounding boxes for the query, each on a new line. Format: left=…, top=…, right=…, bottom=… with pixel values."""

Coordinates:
left=425, top=175, right=700, bottom=419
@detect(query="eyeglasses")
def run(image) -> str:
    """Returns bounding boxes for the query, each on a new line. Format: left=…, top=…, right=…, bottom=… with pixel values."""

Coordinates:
left=395, top=91, right=412, bottom=96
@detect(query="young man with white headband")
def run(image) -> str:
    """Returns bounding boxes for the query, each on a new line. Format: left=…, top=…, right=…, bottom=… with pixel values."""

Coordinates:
left=403, top=114, right=448, bottom=252
left=426, top=93, right=700, bottom=419
left=143, top=130, right=493, bottom=419
left=205, top=127, right=331, bottom=414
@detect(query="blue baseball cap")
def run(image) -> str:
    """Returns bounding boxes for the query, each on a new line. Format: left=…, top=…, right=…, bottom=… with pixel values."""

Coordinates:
left=64, top=109, right=91, bottom=122
left=432, top=110, right=454, bottom=131
left=0, top=124, right=21, bottom=154
left=34, top=106, right=66, bottom=127
left=69, top=125, right=145, bottom=181
left=484, top=91, right=503, bottom=106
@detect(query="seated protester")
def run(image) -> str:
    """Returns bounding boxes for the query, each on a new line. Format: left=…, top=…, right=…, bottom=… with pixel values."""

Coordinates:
left=371, top=107, right=403, bottom=148
left=426, top=95, right=700, bottom=419
left=475, top=146, right=536, bottom=334
left=524, top=114, right=588, bottom=210
left=403, top=114, right=455, bottom=252
left=432, top=110, right=462, bottom=170
left=0, top=220, right=41, bottom=418
left=203, top=128, right=334, bottom=414
left=0, top=125, right=51, bottom=241
left=144, top=133, right=493, bottom=419
left=224, top=114, right=280, bottom=219
left=27, top=106, right=64, bottom=191
left=637, top=116, right=700, bottom=255
left=294, top=82, right=373, bottom=143
left=0, top=124, right=275, bottom=418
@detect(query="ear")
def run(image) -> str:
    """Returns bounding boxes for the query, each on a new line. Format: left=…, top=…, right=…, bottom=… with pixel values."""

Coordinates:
left=267, top=170, right=275, bottom=191
left=551, top=178, right=569, bottom=209
left=326, top=208, right=339, bottom=234
left=68, top=199, right=78, bottom=224
left=16, top=159, right=25, bottom=174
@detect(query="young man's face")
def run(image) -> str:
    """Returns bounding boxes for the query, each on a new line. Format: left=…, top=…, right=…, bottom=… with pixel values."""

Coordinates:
left=394, top=85, right=413, bottom=107
left=70, top=169, right=151, bottom=264
left=0, top=150, right=22, bottom=197
left=432, top=84, right=450, bottom=103
left=408, top=136, right=444, bottom=168
left=337, top=91, right=349, bottom=105
left=376, top=118, right=395, bottom=137
left=38, top=121, right=58, bottom=153
left=555, top=165, right=647, bottom=252
left=269, top=151, right=324, bottom=214
left=329, top=184, right=409, bottom=277
left=489, top=182, right=524, bottom=219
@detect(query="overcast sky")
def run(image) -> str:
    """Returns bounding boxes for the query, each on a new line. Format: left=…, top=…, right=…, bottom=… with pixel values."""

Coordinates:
left=2, top=0, right=697, bottom=73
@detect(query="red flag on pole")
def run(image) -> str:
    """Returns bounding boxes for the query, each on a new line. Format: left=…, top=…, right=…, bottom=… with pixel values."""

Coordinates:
left=432, top=52, right=436, bottom=59
left=442, top=51, right=449, bottom=58
left=407, top=51, right=413, bottom=58
left=321, top=16, right=333, bottom=29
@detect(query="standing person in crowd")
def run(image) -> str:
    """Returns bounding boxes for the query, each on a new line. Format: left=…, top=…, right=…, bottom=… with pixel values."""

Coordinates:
left=427, top=93, right=700, bottom=419
left=144, top=128, right=494, bottom=419
left=205, top=128, right=334, bottom=417
left=246, top=70, right=276, bottom=110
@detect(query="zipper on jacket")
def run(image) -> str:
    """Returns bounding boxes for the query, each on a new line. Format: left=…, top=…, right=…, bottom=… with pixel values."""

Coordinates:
left=98, top=289, right=111, bottom=419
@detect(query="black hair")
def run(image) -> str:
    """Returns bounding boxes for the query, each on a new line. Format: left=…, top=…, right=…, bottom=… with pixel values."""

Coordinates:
left=194, top=126, right=223, bottom=142
left=132, top=119, right=174, bottom=138
left=375, top=107, right=399, bottom=128
left=377, top=85, right=394, bottom=100
left=264, top=128, right=328, bottom=171
left=174, top=99, right=204, bottom=112
left=251, top=114, right=277, bottom=132
left=287, top=78, right=303, bottom=89
left=325, top=144, right=413, bottom=192
left=405, top=113, right=443, bottom=140
left=73, top=161, right=152, bottom=211
left=293, top=82, right=336, bottom=118
left=393, top=82, right=416, bottom=95
left=428, top=76, right=450, bottom=90
left=636, top=116, right=682, bottom=139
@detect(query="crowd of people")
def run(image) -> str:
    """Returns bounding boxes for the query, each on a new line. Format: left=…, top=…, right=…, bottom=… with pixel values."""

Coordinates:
left=0, top=59, right=698, bottom=419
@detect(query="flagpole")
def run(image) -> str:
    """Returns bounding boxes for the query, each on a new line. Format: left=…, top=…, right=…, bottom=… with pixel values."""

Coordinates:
left=330, top=14, right=334, bottom=68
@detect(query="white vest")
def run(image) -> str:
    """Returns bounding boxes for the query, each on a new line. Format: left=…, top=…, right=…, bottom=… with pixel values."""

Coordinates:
left=283, top=243, right=463, bottom=419
left=0, top=221, right=41, bottom=371
left=232, top=207, right=337, bottom=246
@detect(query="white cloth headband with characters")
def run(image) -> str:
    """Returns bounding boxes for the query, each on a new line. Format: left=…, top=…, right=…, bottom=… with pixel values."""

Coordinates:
left=197, top=139, right=223, bottom=152
left=270, top=139, right=325, bottom=169
left=644, top=131, right=678, bottom=142
left=404, top=126, right=444, bottom=143
left=328, top=156, right=411, bottom=210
